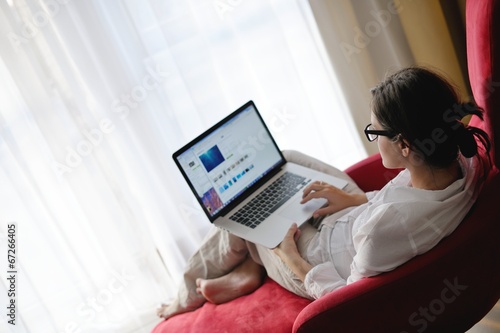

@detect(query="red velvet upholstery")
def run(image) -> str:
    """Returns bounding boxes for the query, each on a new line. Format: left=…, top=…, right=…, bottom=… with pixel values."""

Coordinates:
left=466, top=0, right=500, bottom=167
left=343, top=153, right=402, bottom=192
left=294, top=168, right=500, bottom=333
left=152, top=1, right=500, bottom=331
left=152, top=278, right=311, bottom=333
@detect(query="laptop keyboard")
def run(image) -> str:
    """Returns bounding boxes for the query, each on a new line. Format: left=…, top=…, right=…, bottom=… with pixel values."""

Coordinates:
left=229, top=172, right=310, bottom=229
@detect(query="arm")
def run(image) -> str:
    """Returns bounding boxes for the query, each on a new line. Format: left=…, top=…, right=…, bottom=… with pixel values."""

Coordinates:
left=274, top=180, right=369, bottom=288
left=273, top=178, right=370, bottom=295
left=273, top=224, right=349, bottom=298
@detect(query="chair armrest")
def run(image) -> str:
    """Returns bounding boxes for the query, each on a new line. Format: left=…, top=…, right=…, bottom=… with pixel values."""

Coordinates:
left=344, top=153, right=401, bottom=192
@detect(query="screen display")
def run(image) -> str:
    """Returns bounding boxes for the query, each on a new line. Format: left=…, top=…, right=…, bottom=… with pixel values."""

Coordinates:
left=174, top=102, right=283, bottom=218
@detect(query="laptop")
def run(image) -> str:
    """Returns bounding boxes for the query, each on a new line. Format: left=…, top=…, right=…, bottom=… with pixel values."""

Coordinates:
left=173, top=101, right=348, bottom=248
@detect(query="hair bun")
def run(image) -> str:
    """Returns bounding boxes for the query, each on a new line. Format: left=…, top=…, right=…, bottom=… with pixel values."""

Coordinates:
left=455, top=124, right=477, bottom=158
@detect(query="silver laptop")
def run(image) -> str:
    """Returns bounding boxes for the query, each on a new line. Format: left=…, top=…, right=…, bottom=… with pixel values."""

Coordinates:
left=173, top=101, right=348, bottom=248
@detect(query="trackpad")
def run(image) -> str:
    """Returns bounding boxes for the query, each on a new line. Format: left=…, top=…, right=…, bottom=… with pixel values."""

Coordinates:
left=279, top=196, right=327, bottom=221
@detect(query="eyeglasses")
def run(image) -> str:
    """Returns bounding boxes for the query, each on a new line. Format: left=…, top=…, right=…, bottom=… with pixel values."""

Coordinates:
left=364, top=124, right=397, bottom=142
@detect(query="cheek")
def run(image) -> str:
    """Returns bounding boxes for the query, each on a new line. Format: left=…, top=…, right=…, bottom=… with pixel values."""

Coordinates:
left=378, top=139, right=400, bottom=168
left=377, top=138, right=390, bottom=156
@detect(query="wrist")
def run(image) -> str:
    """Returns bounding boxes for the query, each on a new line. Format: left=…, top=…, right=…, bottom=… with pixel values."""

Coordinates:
left=289, top=256, right=313, bottom=281
left=278, top=250, right=312, bottom=281
left=351, top=193, right=368, bottom=206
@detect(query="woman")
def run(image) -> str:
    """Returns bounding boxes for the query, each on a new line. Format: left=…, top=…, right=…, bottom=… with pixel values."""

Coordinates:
left=157, top=66, right=491, bottom=319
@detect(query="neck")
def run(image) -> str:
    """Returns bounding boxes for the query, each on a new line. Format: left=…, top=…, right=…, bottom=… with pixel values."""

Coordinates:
left=408, top=159, right=462, bottom=190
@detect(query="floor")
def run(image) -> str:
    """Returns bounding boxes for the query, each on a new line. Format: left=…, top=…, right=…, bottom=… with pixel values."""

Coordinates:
left=467, top=301, right=500, bottom=332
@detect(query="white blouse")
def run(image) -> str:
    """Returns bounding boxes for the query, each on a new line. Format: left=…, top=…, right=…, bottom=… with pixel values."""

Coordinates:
left=303, top=157, right=479, bottom=299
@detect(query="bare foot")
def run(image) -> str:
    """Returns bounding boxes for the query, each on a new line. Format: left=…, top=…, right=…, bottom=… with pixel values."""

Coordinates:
left=156, top=299, right=193, bottom=320
left=195, top=257, right=265, bottom=304
left=156, top=303, right=171, bottom=319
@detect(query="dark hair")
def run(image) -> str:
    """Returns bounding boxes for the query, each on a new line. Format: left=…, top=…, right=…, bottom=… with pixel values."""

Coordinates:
left=370, top=67, right=491, bottom=169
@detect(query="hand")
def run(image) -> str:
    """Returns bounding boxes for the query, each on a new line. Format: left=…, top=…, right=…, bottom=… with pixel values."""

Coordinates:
left=273, top=223, right=301, bottom=259
left=273, top=223, right=312, bottom=282
left=301, top=181, right=367, bottom=218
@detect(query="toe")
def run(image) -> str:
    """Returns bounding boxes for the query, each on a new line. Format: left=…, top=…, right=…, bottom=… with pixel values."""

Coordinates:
left=156, top=303, right=169, bottom=318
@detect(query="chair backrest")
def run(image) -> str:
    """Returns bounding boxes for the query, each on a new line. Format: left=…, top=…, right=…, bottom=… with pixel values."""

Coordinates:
left=467, top=0, right=500, bottom=169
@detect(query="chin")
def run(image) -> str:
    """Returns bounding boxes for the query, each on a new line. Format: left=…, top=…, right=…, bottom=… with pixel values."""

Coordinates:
left=381, top=157, right=403, bottom=170
left=381, top=157, right=392, bottom=169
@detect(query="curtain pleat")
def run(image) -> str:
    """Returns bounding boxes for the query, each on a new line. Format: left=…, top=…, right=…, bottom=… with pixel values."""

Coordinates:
left=0, top=0, right=364, bottom=331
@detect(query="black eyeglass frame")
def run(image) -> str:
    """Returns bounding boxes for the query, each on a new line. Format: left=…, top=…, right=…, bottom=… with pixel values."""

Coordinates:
left=364, top=124, right=397, bottom=142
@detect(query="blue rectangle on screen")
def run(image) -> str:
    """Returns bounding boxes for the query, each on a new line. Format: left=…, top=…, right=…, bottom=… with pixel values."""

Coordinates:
left=199, top=145, right=225, bottom=173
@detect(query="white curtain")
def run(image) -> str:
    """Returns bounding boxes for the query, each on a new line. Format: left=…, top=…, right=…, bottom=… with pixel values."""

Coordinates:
left=0, top=0, right=365, bottom=331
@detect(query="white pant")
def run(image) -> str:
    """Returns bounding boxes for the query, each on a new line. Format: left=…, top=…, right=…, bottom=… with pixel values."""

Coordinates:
left=167, top=150, right=362, bottom=316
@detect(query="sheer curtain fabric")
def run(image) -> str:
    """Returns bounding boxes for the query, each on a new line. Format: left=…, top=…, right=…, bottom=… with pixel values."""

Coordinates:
left=0, top=0, right=365, bottom=331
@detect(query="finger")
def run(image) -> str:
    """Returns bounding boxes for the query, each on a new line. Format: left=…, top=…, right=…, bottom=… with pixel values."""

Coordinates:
left=302, top=182, right=325, bottom=197
left=294, top=228, right=301, bottom=242
left=302, top=185, right=323, bottom=200
left=301, top=189, right=326, bottom=204
left=313, top=206, right=335, bottom=218
left=288, top=222, right=298, bottom=234
left=281, top=223, right=295, bottom=240
left=273, top=224, right=297, bottom=252
left=302, top=180, right=324, bottom=194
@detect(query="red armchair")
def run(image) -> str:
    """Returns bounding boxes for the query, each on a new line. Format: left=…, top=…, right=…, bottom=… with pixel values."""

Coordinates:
left=152, top=0, right=500, bottom=331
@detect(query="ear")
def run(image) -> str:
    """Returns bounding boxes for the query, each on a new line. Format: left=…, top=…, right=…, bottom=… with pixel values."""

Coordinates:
left=397, top=137, right=411, bottom=157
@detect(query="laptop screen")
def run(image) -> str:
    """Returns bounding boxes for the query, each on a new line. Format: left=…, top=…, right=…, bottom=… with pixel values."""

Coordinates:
left=173, top=101, right=285, bottom=220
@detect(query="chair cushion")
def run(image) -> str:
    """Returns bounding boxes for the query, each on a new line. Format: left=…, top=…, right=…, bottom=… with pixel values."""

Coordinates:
left=152, top=277, right=311, bottom=333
